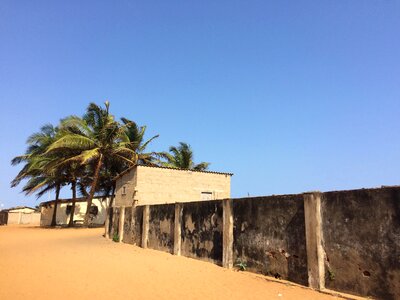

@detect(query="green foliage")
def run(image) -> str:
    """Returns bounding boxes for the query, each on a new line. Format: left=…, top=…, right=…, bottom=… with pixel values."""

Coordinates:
left=161, top=142, right=210, bottom=171
left=112, top=232, right=119, bottom=243
left=327, top=269, right=335, bottom=281
left=11, top=101, right=210, bottom=227
left=235, top=259, right=247, bottom=271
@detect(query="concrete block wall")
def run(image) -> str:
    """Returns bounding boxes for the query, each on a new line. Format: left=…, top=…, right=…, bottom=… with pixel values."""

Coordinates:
left=107, top=186, right=400, bottom=300
left=114, top=166, right=231, bottom=207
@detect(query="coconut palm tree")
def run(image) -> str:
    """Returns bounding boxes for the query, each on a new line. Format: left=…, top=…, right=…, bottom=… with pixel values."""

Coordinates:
left=120, top=117, right=161, bottom=166
left=162, top=142, right=210, bottom=171
left=11, top=124, right=65, bottom=226
left=46, top=102, right=138, bottom=226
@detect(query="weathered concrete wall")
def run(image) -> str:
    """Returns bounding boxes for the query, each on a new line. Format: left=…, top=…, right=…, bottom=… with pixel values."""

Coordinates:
left=122, top=206, right=143, bottom=246
left=148, top=204, right=175, bottom=253
left=181, top=200, right=223, bottom=264
left=321, top=187, right=400, bottom=300
left=114, top=165, right=231, bottom=207
left=110, top=207, right=121, bottom=239
left=0, top=212, right=8, bottom=225
left=106, top=186, right=400, bottom=299
left=233, top=195, right=308, bottom=285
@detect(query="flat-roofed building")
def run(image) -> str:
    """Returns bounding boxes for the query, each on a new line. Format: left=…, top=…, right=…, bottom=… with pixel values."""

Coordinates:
left=40, top=197, right=110, bottom=226
left=114, top=165, right=232, bottom=207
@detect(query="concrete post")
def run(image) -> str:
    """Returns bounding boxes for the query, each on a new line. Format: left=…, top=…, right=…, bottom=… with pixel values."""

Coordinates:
left=105, top=207, right=110, bottom=239
left=222, top=199, right=233, bottom=269
left=119, top=206, right=125, bottom=242
left=141, top=205, right=150, bottom=248
left=173, top=203, right=183, bottom=255
left=303, top=192, right=325, bottom=290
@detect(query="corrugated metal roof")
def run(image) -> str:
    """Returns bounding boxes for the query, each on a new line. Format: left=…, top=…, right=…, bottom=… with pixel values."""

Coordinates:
left=113, top=164, right=233, bottom=180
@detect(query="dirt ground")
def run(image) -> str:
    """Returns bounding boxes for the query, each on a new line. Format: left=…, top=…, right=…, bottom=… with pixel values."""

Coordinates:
left=0, top=226, right=351, bottom=300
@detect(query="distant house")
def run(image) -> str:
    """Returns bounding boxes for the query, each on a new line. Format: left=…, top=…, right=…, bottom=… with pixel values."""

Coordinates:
left=114, top=165, right=232, bottom=207
left=40, top=197, right=110, bottom=226
left=0, top=206, right=40, bottom=226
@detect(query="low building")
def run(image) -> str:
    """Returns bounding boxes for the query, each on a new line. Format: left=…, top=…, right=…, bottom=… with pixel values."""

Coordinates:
left=114, top=165, right=232, bottom=207
left=40, top=197, right=110, bottom=226
left=0, top=206, right=41, bottom=226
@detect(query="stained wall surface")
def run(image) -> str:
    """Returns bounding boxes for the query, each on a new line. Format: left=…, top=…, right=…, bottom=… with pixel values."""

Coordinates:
left=321, top=188, right=400, bottom=300
left=148, top=204, right=175, bottom=253
left=109, top=186, right=400, bottom=299
left=233, top=195, right=308, bottom=285
left=181, top=201, right=223, bottom=264
left=122, top=206, right=143, bottom=246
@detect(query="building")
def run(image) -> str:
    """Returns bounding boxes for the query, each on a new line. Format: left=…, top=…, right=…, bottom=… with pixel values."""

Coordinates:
left=40, top=197, right=110, bottom=226
left=114, top=165, right=232, bottom=207
left=0, top=206, right=41, bottom=226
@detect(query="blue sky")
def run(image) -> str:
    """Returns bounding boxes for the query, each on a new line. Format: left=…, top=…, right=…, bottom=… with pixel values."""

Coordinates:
left=1, top=1, right=399, bottom=209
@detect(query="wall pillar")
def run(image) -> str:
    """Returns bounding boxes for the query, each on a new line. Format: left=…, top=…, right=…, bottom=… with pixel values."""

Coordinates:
left=173, top=203, right=183, bottom=255
left=222, top=199, right=233, bottom=269
left=18, top=212, right=22, bottom=225
left=105, top=207, right=110, bottom=239
left=118, top=206, right=125, bottom=242
left=141, top=205, right=150, bottom=248
left=303, top=192, right=325, bottom=290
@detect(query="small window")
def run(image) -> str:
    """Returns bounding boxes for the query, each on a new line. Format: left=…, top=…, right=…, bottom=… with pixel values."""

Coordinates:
left=89, top=206, right=99, bottom=216
left=66, top=205, right=73, bottom=215
left=201, top=192, right=213, bottom=201
left=122, top=186, right=126, bottom=195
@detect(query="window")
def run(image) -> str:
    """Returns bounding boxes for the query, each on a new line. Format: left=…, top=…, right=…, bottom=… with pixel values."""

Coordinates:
left=201, top=192, right=213, bottom=201
left=66, top=205, right=73, bottom=215
left=89, top=206, right=99, bottom=216
left=122, top=186, right=126, bottom=195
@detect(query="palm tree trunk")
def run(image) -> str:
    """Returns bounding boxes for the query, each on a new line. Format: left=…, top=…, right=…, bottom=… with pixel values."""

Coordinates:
left=50, top=184, right=61, bottom=227
left=108, top=183, right=116, bottom=208
left=68, top=180, right=77, bottom=227
left=84, top=154, right=103, bottom=227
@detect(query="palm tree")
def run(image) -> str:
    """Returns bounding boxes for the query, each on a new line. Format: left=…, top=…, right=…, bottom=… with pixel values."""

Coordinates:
left=46, top=102, right=138, bottom=226
left=162, top=142, right=210, bottom=171
left=11, top=124, right=64, bottom=226
left=94, top=118, right=161, bottom=207
left=121, top=117, right=161, bottom=166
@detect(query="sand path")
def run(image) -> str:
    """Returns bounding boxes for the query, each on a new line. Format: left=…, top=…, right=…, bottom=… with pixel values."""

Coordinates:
left=0, top=226, right=349, bottom=300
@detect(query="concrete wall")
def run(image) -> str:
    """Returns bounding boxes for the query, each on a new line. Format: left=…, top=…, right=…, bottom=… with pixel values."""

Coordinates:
left=115, top=167, right=138, bottom=207
left=122, top=206, right=143, bottom=245
left=5, top=212, right=41, bottom=225
left=181, top=201, right=223, bottom=264
left=108, top=186, right=400, bottom=300
left=233, top=195, right=308, bottom=285
left=0, top=212, right=8, bottom=225
left=114, top=165, right=231, bottom=207
left=321, top=188, right=400, bottom=300
left=148, top=204, right=175, bottom=253
left=40, top=198, right=109, bottom=226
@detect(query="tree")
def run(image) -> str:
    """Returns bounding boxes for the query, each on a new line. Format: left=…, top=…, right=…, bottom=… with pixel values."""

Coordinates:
left=11, top=124, right=64, bottom=226
left=162, top=142, right=210, bottom=171
left=46, top=102, right=138, bottom=226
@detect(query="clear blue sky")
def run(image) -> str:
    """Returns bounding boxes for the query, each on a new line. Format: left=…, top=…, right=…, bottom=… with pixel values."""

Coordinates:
left=1, top=1, right=399, bottom=209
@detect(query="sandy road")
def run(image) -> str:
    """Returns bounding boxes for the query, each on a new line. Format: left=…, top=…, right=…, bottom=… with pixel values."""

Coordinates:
left=0, top=226, right=347, bottom=300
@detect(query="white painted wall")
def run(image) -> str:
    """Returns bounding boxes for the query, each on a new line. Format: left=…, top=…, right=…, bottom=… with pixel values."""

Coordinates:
left=40, top=198, right=109, bottom=226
